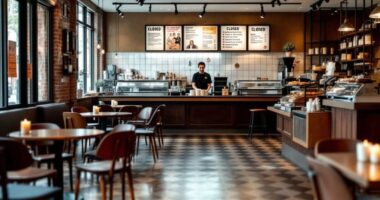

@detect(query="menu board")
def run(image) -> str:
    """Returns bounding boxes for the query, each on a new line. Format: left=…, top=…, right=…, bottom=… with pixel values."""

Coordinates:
left=146, top=25, right=164, bottom=51
left=183, top=26, right=218, bottom=51
left=220, top=26, right=247, bottom=51
left=165, top=26, right=182, bottom=51
left=248, top=25, right=270, bottom=51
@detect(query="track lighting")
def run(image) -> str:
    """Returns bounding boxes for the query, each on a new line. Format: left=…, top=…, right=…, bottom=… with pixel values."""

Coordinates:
left=136, top=0, right=145, bottom=6
left=277, top=0, right=281, bottom=6
left=116, top=4, right=124, bottom=18
left=149, top=4, right=152, bottom=13
left=198, top=4, right=207, bottom=18
left=271, top=0, right=275, bottom=7
left=310, top=0, right=329, bottom=11
left=260, top=4, right=265, bottom=19
left=174, top=3, right=178, bottom=15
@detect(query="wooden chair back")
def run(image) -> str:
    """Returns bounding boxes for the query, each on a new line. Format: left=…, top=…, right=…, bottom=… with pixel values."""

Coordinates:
left=71, top=106, right=89, bottom=113
left=146, top=110, right=161, bottom=127
left=95, top=124, right=136, bottom=162
left=315, top=139, right=357, bottom=155
left=119, top=105, right=140, bottom=121
left=99, top=105, right=114, bottom=112
left=306, top=156, right=354, bottom=200
left=31, top=123, right=60, bottom=130
left=98, top=101, right=106, bottom=105
left=137, top=107, right=152, bottom=121
left=0, top=137, right=33, bottom=171
left=63, top=112, right=87, bottom=129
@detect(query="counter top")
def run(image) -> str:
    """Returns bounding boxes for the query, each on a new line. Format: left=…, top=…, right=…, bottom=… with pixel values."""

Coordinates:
left=323, top=99, right=380, bottom=110
left=98, top=95, right=281, bottom=102
left=267, top=106, right=292, bottom=118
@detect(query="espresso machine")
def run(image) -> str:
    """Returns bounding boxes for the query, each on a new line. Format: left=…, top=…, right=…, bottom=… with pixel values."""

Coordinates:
left=277, top=57, right=295, bottom=81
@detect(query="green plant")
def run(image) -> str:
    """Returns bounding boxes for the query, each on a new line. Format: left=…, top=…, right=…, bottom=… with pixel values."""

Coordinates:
left=95, top=79, right=105, bottom=88
left=283, top=42, right=296, bottom=52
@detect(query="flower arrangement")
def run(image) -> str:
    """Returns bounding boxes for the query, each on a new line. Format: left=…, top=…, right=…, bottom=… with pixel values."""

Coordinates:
left=282, top=42, right=296, bottom=52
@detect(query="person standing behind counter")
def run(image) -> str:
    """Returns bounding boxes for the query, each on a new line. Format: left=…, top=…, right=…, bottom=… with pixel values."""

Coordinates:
left=192, top=62, right=212, bottom=92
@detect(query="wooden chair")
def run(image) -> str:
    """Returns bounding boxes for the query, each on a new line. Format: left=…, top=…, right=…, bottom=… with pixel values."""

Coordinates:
left=155, top=104, right=166, bottom=147
left=135, top=110, right=161, bottom=162
left=315, top=139, right=358, bottom=156
left=29, top=122, right=74, bottom=192
left=0, top=138, right=60, bottom=200
left=306, top=156, right=354, bottom=200
left=74, top=124, right=136, bottom=200
left=119, top=105, right=141, bottom=123
left=127, top=107, right=153, bottom=127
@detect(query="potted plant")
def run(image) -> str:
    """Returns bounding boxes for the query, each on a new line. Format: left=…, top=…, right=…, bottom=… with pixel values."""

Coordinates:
left=283, top=42, right=295, bottom=57
left=95, top=79, right=105, bottom=92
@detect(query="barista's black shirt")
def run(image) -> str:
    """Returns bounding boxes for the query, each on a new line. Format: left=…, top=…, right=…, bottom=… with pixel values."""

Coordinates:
left=192, top=72, right=212, bottom=89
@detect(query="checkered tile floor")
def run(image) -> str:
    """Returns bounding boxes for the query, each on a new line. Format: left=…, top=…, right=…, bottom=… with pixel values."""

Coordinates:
left=61, top=135, right=313, bottom=200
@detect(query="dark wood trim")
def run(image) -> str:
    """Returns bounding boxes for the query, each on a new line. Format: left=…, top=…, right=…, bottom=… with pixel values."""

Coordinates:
left=0, top=0, right=7, bottom=107
left=19, top=1, right=28, bottom=106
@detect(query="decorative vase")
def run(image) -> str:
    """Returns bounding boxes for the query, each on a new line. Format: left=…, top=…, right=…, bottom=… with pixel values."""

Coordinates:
left=285, top=51, right=292, bottom=57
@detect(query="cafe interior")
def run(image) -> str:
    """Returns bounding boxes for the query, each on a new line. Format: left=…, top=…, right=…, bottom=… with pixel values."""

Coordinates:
left=1, top=0, right=380, bottom=199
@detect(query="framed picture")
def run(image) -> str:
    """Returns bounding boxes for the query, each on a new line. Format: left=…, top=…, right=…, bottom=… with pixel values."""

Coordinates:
left=220, top=25, right=247, bottom=51
left=145, top=25, right=165, bottom=51
left=248, top=25, right=271, bottom=51
left=183, top=25, right=218, bottom=51
left=165, top=26, right=182, bottom=51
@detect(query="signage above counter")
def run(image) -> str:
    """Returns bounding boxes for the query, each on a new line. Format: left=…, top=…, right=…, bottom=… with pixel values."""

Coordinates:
left=145, top=24, right=271, bottom=52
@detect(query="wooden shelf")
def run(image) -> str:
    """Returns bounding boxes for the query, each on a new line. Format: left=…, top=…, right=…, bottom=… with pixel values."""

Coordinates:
left=340, top=29, right=373, bottom=39
left=339, top=43, right=374, bottom=51
left=340, top=59, right=371, bottom=63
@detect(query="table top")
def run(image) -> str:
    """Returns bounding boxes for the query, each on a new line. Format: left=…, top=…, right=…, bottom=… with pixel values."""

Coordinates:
left=80, top=112, right=132, bottom=118
left=317, top=152, right=380, bottom=189
left=111, top=105, right=143, bottom=109
left=9, top=128, right=105, bottom=141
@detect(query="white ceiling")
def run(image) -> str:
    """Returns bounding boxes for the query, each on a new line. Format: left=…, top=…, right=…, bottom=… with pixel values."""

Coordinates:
left=91, top=0, right=375, bottom=13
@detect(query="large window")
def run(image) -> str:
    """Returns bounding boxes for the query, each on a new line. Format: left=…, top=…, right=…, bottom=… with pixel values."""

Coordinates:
left=77, top=3, right=94, bottom=94
left=0, top=0, right=52, bottom=109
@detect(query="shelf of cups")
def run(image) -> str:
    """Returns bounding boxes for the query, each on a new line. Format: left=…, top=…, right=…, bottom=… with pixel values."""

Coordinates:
left=340, top=29, right=373, bottom=39
left=339, top=44, right=374, bottom=51
left=340, top=58, right=370, bottom=63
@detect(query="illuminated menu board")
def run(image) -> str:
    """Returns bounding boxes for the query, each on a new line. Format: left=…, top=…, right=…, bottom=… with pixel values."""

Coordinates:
left=165, top=26, right=182, bottom=51
left=183, top=26, right=218, bottom=51
left=220, top=25, right=247, bottom=51
left=248, top=25, right=270, bottom=51
left=146, top=25, right=164, bottom=51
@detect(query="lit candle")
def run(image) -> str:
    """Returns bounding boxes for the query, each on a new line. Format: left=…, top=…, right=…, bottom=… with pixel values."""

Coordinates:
left=93, top=106, right=100, bottom=114
left=111, top=100, right=118, bottom=106
left=370, top=144, right=380, bottom=164
left=20, top=119, right=31, bottom=135
left=357, top=140, right=371, bottom=162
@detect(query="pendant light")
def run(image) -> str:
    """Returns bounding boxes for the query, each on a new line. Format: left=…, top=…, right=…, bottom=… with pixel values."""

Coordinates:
left=338, top=0, right=355, bottom=32
left=96, top=0, right=101, bottom=49
left=370, top=0, right=380, bottom=19
left=114, top=13, right=119, bottom=59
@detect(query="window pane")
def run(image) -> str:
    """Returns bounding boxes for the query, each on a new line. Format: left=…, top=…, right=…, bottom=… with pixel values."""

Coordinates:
left=86, top=28, right=92, bottom=92
left=77, top=24, right=85, bottom=93
left=7, top=0, right=20, bottom=105
left=77, top=4, right=83, bottom=22
left=37, top=5, right=49, bottom=101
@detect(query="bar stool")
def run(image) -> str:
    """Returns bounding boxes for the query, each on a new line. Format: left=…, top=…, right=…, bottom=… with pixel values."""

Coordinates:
left=248, top=108, right=268, bottom=141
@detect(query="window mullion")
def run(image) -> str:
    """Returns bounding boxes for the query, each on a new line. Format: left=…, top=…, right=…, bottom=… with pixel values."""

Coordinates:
left=0, top=0, right=7, bottom=107
left=31, top=1, right=38, bottom=103
left=19, top=1, right=28, bottom=106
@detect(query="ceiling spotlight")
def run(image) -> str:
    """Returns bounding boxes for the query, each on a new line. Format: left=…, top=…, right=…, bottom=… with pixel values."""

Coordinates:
left=136, top=0, right=145, bottom=6
left=260, top=4, right=265, bottom=19
left=271, top=0, right=275, bottom=7
left=174, top=3, right=178, bottom=15
left=149, top=4, right=152, bottom=13
left=198, top=4, right=207, bottom=18
left=277, top=0, right=281, bottom=6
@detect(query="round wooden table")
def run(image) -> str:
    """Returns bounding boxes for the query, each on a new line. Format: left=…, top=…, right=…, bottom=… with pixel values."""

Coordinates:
left=80, top=112, right=132, bottom=131
left=111, top=104, right=143, bottom=110
left=9, top=128, right=104, bottom=200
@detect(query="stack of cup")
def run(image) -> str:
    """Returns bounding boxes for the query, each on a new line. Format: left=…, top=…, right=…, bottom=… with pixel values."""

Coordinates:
left=189, top=90, right=195, bottom=96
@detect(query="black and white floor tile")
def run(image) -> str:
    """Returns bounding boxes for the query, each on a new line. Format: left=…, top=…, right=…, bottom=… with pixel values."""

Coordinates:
left=60, top=135, right=313, bottom=200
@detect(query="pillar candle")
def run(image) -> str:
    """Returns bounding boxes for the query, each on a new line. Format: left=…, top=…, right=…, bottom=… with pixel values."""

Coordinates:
left=370, top=144, right=380, bottom=164
left=357, top=140, right=371, bottom=162
left=20, top=119, right=31, bottom=134
left=93, top=106, right=100, bottom=114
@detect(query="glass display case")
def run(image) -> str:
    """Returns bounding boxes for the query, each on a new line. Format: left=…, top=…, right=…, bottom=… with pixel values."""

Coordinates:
left=236, top=80, right=283, bottom=96
left=326, top=82, right=380, bottom=102
left=115, top=80, right=169, bottom=96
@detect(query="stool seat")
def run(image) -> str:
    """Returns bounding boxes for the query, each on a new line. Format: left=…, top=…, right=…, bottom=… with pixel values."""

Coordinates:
left=248, top=108, right=268, bottom=141
left=249, top=108, right=266, bottom=112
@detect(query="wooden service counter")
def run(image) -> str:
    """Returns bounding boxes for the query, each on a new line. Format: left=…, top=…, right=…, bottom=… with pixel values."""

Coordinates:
left=268, top=107, right=331, bottom=170
left=323, top=99, right=380, bottom=143
left=77, top=95, right=280, bottom=130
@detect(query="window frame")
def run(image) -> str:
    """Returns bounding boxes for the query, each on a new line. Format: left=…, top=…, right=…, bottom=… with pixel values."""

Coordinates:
left=77, top=2, right=95, bottom=94
left=0, top=0, right=53, bottom=110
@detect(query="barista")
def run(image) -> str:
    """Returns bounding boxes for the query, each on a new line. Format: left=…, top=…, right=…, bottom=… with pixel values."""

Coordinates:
left=192, top=62, right=211, bottom=91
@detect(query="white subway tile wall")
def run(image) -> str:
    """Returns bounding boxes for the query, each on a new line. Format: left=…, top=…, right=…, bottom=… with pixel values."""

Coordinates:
left=106, top=52, right=304, bottom=84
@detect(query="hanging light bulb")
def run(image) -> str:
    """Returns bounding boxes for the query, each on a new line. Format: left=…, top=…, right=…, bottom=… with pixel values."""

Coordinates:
left=370, top=0, right=380, bottom=19
left=101, top=49, right=105, bottom=55
left=338, top=0, right=355, bottom=32
left=97, top=43, right=101, bottom=49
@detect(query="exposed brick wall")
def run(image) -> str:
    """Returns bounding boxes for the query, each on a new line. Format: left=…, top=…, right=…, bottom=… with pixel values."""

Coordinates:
left=52, top=0, right=77, bottom=106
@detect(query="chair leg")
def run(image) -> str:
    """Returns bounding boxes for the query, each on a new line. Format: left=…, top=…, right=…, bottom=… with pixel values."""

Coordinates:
left=159, top=126, right=164, bottom=146
left=121, top=172, right=126, bottom=200
left=74, top=170, right=81, bottom=200
left=151, top=135, right=159, bottom=160
left=126, top=166, right=135, bottom=200
left=68, top=159, right=74, bottom=192
left=109, top=175, right=114, bottom=200
left=136, top=135, right=140, bottom=156
left=148, top=136, right=156, bottom=162
left=144, top=136, right=148, bottom=146
left=99, top=175, right=107, bottom=200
